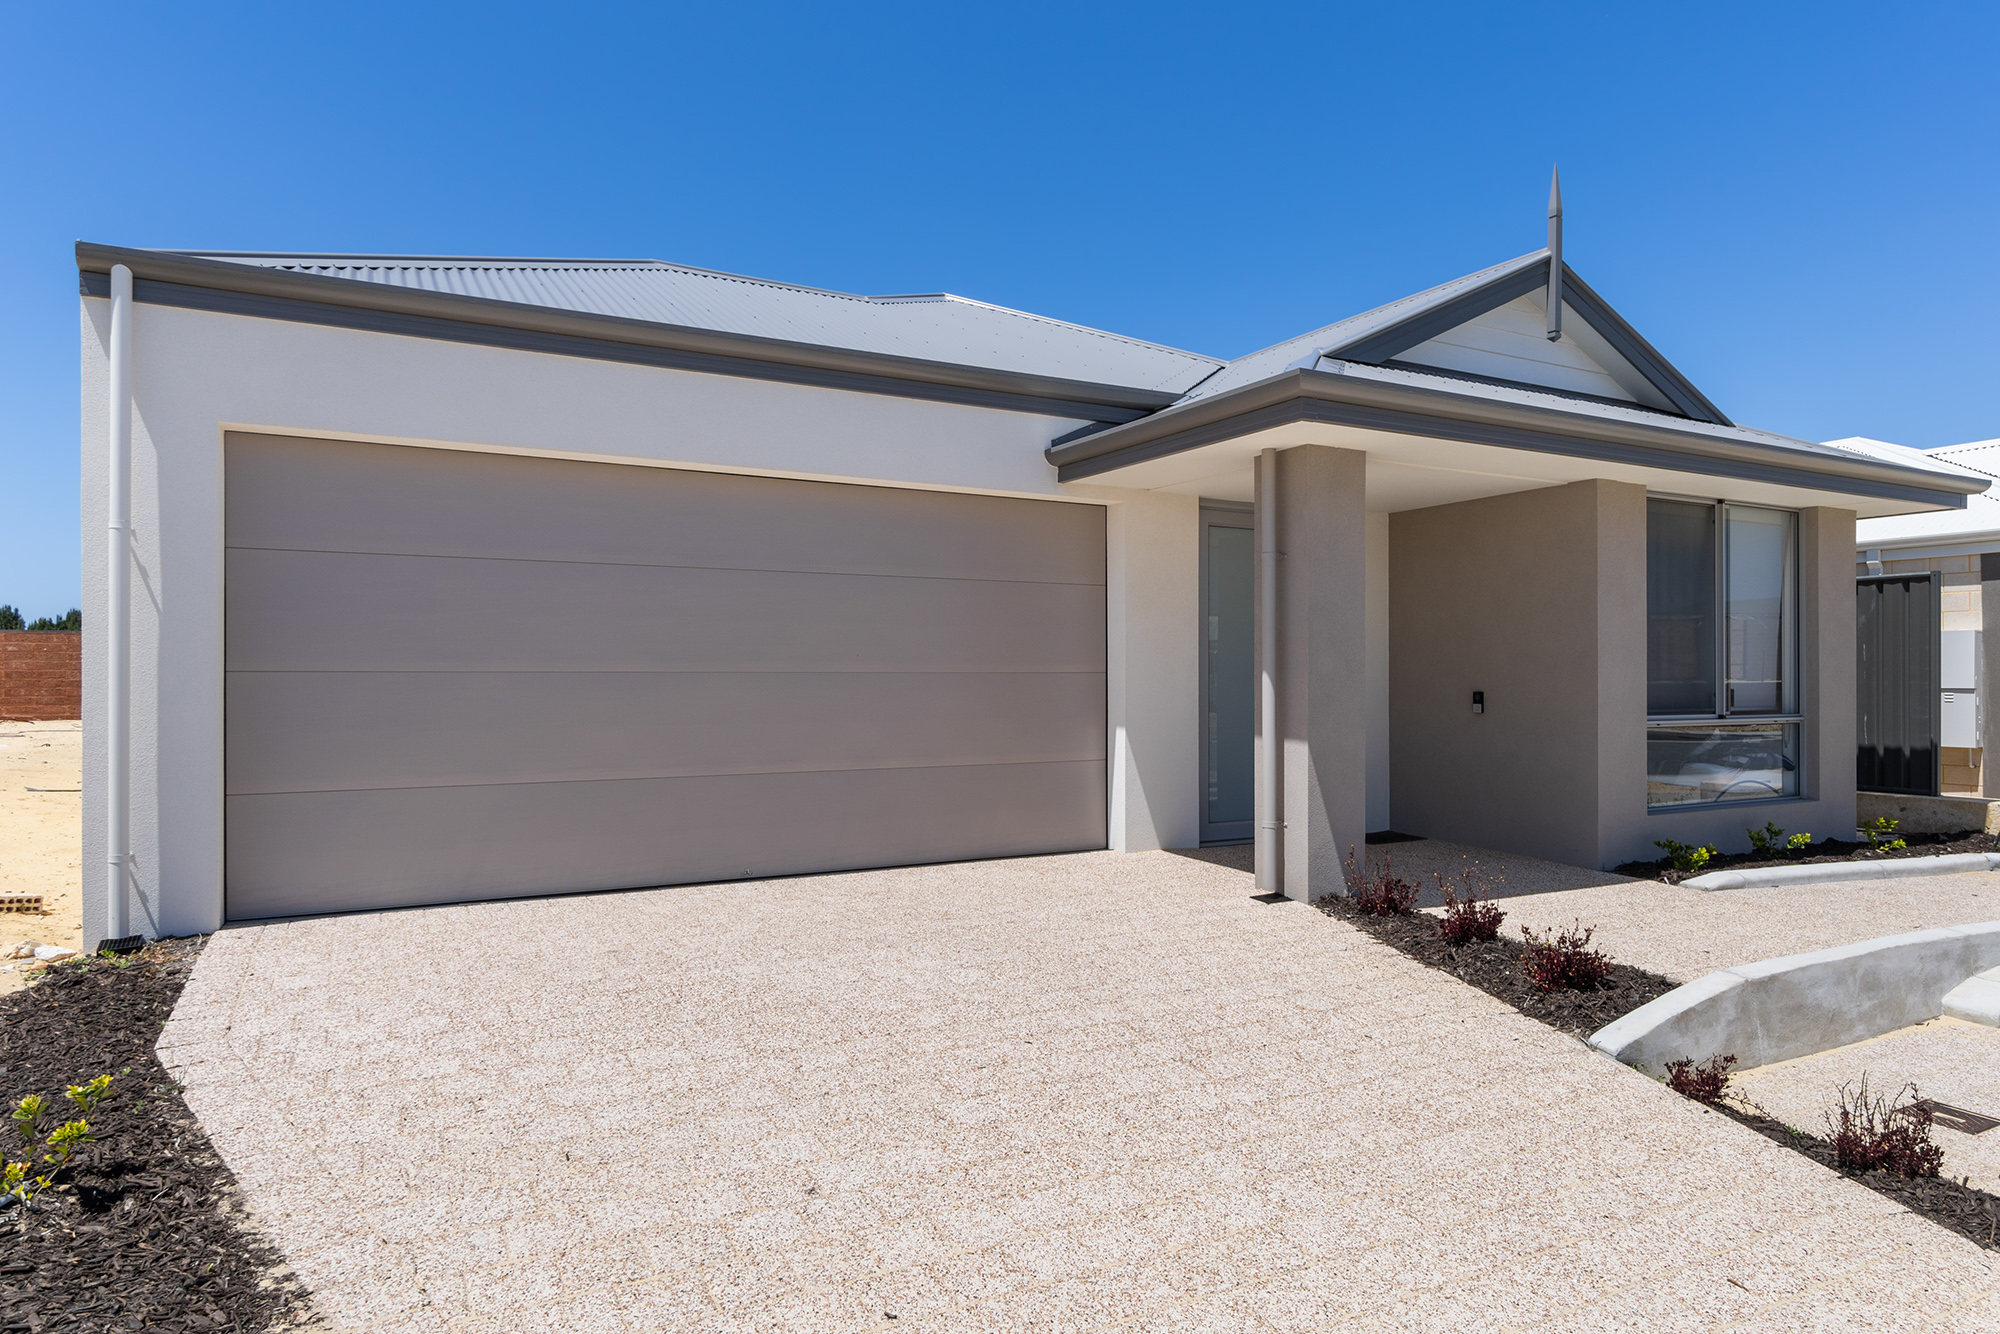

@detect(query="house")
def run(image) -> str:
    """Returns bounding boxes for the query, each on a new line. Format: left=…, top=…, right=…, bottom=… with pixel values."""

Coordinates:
left=76, top=235, right=1985, bottom=947
left=1846, top=438, right=2000, bottom=798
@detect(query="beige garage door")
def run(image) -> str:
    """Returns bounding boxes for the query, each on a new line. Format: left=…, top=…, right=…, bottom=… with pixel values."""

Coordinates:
left=224, top=434, right=1107, bottom=919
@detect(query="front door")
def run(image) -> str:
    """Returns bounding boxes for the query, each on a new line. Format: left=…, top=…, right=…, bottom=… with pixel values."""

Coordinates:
left=1201, top=508, right=1255, bottom=842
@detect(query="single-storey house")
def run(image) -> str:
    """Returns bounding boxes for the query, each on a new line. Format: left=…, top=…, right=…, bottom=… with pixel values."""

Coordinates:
left=76, top=233, right=1986, bottom=946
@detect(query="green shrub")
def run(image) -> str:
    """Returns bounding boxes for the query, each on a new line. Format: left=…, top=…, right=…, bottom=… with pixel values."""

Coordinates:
left=0, top=605, right=22, bottom=631
left=1653, top=838, right=1718, bottom=875
left=1746, top=822, right=1787, bottom=854
left=1861, top=816, right=1907, bottom=851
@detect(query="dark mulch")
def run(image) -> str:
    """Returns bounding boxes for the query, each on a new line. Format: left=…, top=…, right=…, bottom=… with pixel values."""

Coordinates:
left=1319, top=894, right=2000, bottom=1253
left=1718, top=1100, right=2000, bottom=1252
left=1614, top=829, right=1999, bottom=884
left=1318, top=897, right=1679, bottom=1039
left=0, top=939, right=318, bottom=1332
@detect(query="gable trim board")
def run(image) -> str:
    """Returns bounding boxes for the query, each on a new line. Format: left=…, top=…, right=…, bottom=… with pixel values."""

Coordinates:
left=1046, top=369, right=1982, bottom=508
left=75, top=243, right=1174, bottom=425
left=1285, top=255, right=1729, bottom=426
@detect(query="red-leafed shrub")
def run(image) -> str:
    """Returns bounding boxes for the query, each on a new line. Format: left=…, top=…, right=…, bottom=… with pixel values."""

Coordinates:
left=1826, top=1076, right=1946, bottom=1178
left=1435, top=868, right=1506, bottom=946
left=1665, top=1053, right=1737, bottom=1104
left=1519, top=921, right=1613, bottom=992
left=1344, top=845, right=1418, bottom=916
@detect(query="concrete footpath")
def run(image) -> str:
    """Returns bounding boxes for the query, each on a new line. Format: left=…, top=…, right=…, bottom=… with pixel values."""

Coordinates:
left=161, top=851, right=1999, bottom=1332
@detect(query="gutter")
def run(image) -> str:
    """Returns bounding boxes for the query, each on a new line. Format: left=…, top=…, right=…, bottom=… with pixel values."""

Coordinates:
left=1047, top=368, right=1989, bottom=508
left=75, top=241, right=1183, bottom=424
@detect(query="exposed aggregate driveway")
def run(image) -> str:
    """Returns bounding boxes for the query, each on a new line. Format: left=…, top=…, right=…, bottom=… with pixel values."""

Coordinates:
left=159, top=850, right=1999, bottom=1332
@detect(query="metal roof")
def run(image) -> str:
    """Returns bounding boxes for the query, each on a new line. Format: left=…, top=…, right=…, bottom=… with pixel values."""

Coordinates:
left=1851, top=439, right=2000, bottom=548
left=1174, top=252, right=1551, bottom=403
left=173, top=252, right=1225, bottom=398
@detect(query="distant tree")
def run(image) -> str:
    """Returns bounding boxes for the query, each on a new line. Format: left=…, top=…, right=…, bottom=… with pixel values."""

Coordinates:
left=0, top=605, right=21, bottom=630
left=26, top=609, right=80, bottom=632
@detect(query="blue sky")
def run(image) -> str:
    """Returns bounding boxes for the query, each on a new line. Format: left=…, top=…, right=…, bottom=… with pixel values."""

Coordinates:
left=3, top=1, right=1995, bottom=617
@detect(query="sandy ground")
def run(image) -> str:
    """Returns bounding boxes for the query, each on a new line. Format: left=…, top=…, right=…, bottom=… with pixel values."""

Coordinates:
left=0, top=719, right=83, bottom=995
left=1732, top=1018, right=2000, bottom=1194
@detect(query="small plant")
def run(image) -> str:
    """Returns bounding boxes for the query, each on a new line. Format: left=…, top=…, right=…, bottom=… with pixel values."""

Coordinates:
left=1861, top=816, right=1907, bottom=851
left=1344, top=845, right=1419, bottom=916
left=1745, top=823, right=1786, bottom=855
left=65, top=1075, right=113, bottom=1117
left=1824, top=1075, right=1944, bottom=1177
left=1664, top=1053, right=1737, bottom=1104
left=10, top=1094, right=45, bottom=1146
left=1653, top=838, right=1718, bottom=875
left=1435, top=867, right=1506, bottom=946
left=1519, top=921, right=1614, bottom=992
left=41, top=1120, right=91, bottom=1173
left=2, top=1159, right=43, bottom=1210
left=1786, top=832, right=1813, bottom=852
left=1, top=1076, right=115, bottom=1209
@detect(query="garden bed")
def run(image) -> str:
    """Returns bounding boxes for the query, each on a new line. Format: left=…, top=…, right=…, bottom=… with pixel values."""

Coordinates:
left=1321, top=895, right=2000, bottom=1252
left=0, top=939, right=319, bottom=1331
left=1319, top=897, right=1677, bottom=1039
left=1614, top=829, right=1999, bottom=884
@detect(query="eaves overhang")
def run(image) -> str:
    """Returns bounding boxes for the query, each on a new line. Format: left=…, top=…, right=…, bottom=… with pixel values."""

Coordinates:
left=1047, top=368, right=1987, bottom=509
left=75, top=241, right=1177, bottom=424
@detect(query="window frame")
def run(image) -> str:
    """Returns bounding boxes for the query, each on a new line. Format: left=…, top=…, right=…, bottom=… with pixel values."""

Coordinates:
left=1645, top=494, right=1805, bottom=812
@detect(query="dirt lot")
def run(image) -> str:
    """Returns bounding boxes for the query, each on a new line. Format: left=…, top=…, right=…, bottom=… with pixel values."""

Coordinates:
left=0, top=718, right=83, bottom=995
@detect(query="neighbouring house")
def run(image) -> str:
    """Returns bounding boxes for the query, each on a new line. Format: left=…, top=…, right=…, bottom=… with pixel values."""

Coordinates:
left=76, top=236, right=1985, bottom=946
left=1845, top=438, right=2000, bottom=799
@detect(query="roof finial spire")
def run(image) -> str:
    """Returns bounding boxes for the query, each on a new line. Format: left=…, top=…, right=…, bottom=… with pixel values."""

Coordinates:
left=1545, top=164, right=1564, bottom=341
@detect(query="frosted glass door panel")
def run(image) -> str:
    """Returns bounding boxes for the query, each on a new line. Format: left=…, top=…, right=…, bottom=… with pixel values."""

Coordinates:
left=1204, top=522, right=1255, bottom=840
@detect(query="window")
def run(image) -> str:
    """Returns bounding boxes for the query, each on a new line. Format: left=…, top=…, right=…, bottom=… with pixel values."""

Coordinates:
left=1646, top=498, right=1800, bottom=809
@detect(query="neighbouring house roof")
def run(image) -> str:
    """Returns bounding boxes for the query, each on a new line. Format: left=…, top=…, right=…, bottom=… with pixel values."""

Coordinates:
left=1850, top=439, right=2000, bottom=550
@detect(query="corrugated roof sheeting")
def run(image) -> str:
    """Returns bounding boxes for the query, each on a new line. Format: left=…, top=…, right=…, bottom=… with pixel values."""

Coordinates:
left=1852, top=438, right=2000, bottom=545
left=183, top=255, right=1224, bottom=396
left=1173, top=252, right=1549, bottom=403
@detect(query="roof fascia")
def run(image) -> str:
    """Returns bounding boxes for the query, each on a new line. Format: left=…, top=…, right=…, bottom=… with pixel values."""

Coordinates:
left=1323, top=258, right=1549, bottom=364
left=1556, top=266, right=1731, bottom=426
left=1046, top=369, right=1983, bottom=509
left=1321, top=255, right=1732, bottom=428
left=76, top=242, right=1173, bottom=423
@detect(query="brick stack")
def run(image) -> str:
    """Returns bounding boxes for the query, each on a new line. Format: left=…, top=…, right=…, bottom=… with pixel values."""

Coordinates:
left=0, top=632, right=82, bottom=720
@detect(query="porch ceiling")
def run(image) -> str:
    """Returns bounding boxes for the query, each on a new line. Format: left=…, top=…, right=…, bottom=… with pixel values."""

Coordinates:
left=1108, top=420, right=1954, bottom=518
left=1048, top=367, right=1982, bottom=519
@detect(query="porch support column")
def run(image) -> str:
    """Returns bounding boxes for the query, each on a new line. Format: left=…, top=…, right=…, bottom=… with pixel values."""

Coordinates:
left=1273, top=444, right=1369, bottom=901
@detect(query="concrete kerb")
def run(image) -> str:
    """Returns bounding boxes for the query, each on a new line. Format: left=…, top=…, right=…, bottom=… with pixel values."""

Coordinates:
left=1587, top=920, right=2000, bottom=1073
left=1683, top=851, right=2000, bottom=892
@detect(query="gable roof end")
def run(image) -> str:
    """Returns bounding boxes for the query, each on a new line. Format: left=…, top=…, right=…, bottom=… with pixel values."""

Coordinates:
left=1179, top=250, right=1731, bottom=426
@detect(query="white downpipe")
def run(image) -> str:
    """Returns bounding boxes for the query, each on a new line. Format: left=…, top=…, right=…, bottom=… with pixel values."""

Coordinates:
left=1256, top=448, right=1282, bottom=895
left=105, top=264, right=132, bottom=944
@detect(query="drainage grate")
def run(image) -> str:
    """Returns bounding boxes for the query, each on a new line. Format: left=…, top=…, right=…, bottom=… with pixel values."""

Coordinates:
left=1929, top=1102, right=2000, bottom=1136
left=94, top=935, right=145, bottom=956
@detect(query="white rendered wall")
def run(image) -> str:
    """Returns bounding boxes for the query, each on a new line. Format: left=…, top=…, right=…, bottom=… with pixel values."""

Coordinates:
left=1366, top=511, right=1391, bottom=831
left=79, top=298, right=1179, bottom=940
left=1088, top=486, right=1200, bottom=852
